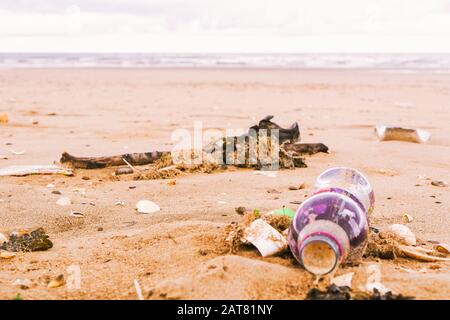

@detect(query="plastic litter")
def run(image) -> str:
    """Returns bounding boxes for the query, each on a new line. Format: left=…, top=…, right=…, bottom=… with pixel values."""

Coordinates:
left=0, top=165, right=73, bottom=177
left=289, top=167, right=373, bottom=275
left=242, top=219, right=288, bottom=257
left=375, top=125, right=430, bottom=143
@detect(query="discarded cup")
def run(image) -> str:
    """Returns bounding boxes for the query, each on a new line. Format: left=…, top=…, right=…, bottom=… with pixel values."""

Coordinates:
left=375, top=125, right=430, bottom=143
left=288, top=167, right=372, bottom=275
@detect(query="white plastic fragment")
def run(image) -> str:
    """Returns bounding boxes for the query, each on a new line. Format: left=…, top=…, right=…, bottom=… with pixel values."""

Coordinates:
left=56, top=197, right=72, bottom=206
left=331, top=272, right=354, bottom=288
left=253, top=171, right=278, bottom=178
left=136, top=200, right=160, bottom=214
left=242, top=219, right=288, bottom=257
left=375, top=125, right=430, bottom=143
left=0, top=165, right=73, bottom=177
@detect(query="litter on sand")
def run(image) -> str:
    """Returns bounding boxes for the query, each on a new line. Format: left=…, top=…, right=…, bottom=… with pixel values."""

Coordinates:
left=0, top=165, right=73, bottom=177
left=241, top=219, right=288, bottom=257
left=375, top=125, right=430, bottom=143
left=306, top=284, right=413, bottom=300
left=0, top=228, right=53, bottom=252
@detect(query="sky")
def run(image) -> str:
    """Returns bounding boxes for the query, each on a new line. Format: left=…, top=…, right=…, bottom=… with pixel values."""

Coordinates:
left=1, top=0, right=450, bottom=53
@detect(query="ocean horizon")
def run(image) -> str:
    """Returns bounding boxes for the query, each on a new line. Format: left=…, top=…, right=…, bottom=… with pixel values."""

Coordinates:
left=1, top=53, right=450, bottom=70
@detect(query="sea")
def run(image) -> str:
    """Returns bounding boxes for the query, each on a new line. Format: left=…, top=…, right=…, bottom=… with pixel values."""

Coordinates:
left=1, top=53, right=450, bottom=70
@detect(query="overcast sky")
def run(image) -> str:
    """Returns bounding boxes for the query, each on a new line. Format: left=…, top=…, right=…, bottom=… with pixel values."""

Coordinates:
left=1, top=0, right=450, bottom=52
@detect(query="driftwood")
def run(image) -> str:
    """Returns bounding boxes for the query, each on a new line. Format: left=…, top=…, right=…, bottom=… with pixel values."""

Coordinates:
left=60, top=116, right=328, bottom=170
left=60, top=151, right=169, bottom=169
left=282, top=142, right=329, bottom=155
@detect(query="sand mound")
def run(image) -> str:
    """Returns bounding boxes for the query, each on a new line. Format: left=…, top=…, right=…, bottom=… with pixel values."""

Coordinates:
left=149, top=255, right=311, bottom=300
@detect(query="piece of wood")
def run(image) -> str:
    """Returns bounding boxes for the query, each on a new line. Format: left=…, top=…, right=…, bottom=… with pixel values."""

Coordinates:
left=60, top=151, right=169, bottom=169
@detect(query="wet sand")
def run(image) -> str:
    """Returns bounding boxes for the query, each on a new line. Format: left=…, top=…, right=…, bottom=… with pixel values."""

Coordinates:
left=0, top=68, right=449, bottom=299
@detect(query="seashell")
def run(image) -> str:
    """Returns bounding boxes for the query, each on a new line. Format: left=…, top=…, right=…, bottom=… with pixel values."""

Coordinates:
left=47, top=275, right=65, bottom=289
left=115, top=201, right=125, bottom=206
left=399, top=245, right=450, bottom=262
left=434, top=243, right=450, bottom=255
left=242, top=219, right=288, bottom=257
left=46, top=183, right=55, bottom=188
left=56, top=197, right=71, bottom=206
left=136, top=200, right=160, bottom=214
left=380, top=224, right=416, bottom=246
left=403, top=214, right=414, bottom=223
left=70, top=210, right=84, bottom=218
left=0, top=251, right=16, bottom=259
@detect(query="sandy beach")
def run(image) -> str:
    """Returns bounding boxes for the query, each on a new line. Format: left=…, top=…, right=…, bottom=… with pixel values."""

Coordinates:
left=0, top=68, right=449, bottom=299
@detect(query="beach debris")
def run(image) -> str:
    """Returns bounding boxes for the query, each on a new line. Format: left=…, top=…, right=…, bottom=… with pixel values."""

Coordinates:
left=72, top=187, right=86, bottom=195
left=331, top=272, right=354, bottom=288
left=47, top=275, right=65, bottom=289
left=61, top=151, right=168, bottom=169
left=56, top=197, right=72, bottom=206
left=282, top=142, right=329, bottom=155
left=10, top=150, right=25, bottom=155
left=70, top=210, right=84, bottom=218
left=253, top=170, right=277, bottom=178
left=0, top=228, right=53, bottom=252
left=375, top=125, right=430, bottom=143
left=434, top=243, right=450, bottom=255
left=134, top=279, right=144, bottom=300
left=380, top=224, right=416, bottom=246
left=136, top=200, right=160, bottom=214
left=0, top=113, right=8, bottom=124
left=115, top=166, right=134, bottom=176
left=13, top=278, right=33, bottom=289
left=306, top=284, right=413, bottom=300
left=268, top=206, right=296, bottom=219
left=242, top=219, right=288, bottom=257
left=403, top=214, right=414, bottom=223
left=0, top=165, right=73, bottom=177
left=288, top=183, right=306, bottom=190
left=0, top=250, right=16, bottom=259
left=0, top=232, right=8, bottom=245
left=398, top=245, right=450, bottom=262
left=431, top=180, right=448, bottom=187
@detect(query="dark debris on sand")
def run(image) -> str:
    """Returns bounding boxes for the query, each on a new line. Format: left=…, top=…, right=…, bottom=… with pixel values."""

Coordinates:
left=0, top=228, right=53, bottom=252
left=306, top=284, right=414, bottom=300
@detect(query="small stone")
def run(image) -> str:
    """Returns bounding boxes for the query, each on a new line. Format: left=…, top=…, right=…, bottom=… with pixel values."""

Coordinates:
left=167, top=180, right=176, bottom=186
left=403, top=214, right=414, bottom=223
left=431, top=180, right=448, bottom=187
left=0, top=251, right=16, bottom=259
left=81, top=176, right=90, bottom=180
left=235, top=206, right=247, bottom=215
left=52, top=190, right=62, bottom=195
left=56, top=197, right=71, bottom=206
left=288, top=186, right=299, bottom=191
left=47, top=275, right=65, bottom=289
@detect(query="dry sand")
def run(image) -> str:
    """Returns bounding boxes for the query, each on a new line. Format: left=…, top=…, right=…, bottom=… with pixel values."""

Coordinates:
left=0, top=68, right=449, bottom=299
